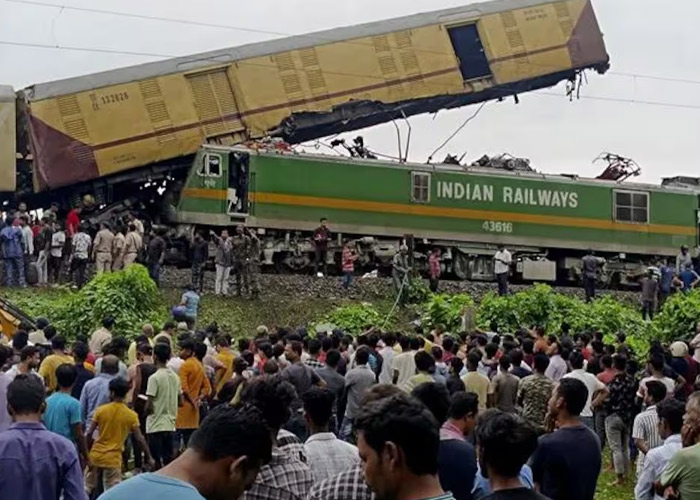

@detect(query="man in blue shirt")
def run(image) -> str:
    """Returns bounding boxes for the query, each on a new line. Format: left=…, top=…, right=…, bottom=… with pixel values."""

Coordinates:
left=179, top=286, right=200, bottom=330
left=80, top=354, right=119, bottom=425
left=0, top=374, right=86, bottom=500
left=44, top=363, right=90, bottom=467
left=675, top=262, right=700, bottom=293
left=0, top=217, right=25, bottom=287
left=659, top=259, right=676, bottom=306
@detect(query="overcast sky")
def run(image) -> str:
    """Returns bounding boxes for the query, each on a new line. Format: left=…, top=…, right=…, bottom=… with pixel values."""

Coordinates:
left=2, top=0, right=700, bottom=183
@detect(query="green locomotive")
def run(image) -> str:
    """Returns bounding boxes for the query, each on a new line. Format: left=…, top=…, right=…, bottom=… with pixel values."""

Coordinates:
left=167, top=145, right=700, bottom=285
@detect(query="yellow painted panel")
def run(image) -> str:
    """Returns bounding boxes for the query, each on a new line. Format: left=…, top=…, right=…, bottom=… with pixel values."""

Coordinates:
left=27, top=0, right=601, bottom=187
left=0, top=90, right=16, bottom=192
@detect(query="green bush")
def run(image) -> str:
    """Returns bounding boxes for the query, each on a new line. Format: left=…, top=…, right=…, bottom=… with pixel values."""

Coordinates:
left=421, top=293, right=474, bottom=332
left=477, top=284, right=588, bottom=334
left=316, top=303, right=382, bottom=336
left=655, top=290, right=700, bottom=343
left=51, top=265, right=167, bottom=339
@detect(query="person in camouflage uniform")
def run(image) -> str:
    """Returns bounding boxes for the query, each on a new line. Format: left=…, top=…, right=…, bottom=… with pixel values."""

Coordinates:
left=246, top=228, right=261, bottom=298
left=230, top=225, right=250, bottom=296
left=517, top=352, right=555, bottom=433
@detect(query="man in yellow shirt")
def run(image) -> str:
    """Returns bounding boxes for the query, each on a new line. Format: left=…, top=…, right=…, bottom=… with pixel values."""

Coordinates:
left=85, top=377, right=153, bottom=494
left=176, top=339, right=211, bottom=451
left=38, top=336, right=74, bottom=393
left=461, top=351, right=491, bottom=411
left=214, top=337, right=235, bottom=394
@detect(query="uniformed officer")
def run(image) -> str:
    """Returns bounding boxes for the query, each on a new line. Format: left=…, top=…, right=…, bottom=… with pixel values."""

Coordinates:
left=111, top=224, right=126, bottom=271
left=246, top=228, right=261, bottom=298
left=124, top=223, right=143, bottom=267
left=392, top=245, right=410, bottom=294
left=92, top=222, right=115, bottom=274
left=231, top=225, right=250, bottom=296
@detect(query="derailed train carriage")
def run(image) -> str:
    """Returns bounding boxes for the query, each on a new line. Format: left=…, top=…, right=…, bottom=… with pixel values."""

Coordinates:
left=1, top=0, right=608, bottom=208
left=169, top=145, right=700, bottom=286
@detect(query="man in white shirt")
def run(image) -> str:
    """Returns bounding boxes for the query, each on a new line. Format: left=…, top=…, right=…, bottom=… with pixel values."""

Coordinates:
left=392, top=337, right=419, bottom=387
left=377, top=333, right=397, bottom=385
left=638, top=353, right=677, bottom=400
left=302, top=386, right=359, bottom=482
left=494, top=244, right=512, bottom=296
left=563, top=351, right=609, bottom=429
left=634, top=398, right=684, bottom=500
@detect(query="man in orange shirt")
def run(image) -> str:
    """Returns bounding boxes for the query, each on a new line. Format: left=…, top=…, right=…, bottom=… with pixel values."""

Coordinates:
left=176, top=338, right=211, bottom=452
left=214, top=337, right=235, bottom=394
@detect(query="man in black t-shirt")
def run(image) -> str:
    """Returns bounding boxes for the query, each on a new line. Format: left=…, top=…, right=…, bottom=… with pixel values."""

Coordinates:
left=530, top=378, right=602, bottom=500
left=476, top=411, right=549, bottom=500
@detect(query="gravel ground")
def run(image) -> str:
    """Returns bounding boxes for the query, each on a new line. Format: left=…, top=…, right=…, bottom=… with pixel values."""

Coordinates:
left=160, top=267, right=641, bottom=305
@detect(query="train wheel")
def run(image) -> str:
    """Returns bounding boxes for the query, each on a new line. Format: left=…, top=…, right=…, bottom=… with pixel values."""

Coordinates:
left=453, top=252, right=470, bottom=281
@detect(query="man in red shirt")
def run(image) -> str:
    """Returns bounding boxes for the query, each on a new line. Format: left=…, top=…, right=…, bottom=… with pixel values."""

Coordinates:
left=429, top=248, right=442, bottom=292
left=341, top=242, right=357, bottom=289
left=66, top=204, right=82, bottom=237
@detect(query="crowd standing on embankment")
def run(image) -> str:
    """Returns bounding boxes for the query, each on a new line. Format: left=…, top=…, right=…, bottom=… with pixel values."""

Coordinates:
left=0, top=297, right=699, bottom=500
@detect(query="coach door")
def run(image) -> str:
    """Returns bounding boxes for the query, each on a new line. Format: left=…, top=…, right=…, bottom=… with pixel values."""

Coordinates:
left=447, top=24, right=492, bottom=81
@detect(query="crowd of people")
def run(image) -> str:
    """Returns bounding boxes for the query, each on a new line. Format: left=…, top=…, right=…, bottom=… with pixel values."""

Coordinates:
left=1, top=313, right=700, bottom=500
left=0, top=203, right=149, bottom=289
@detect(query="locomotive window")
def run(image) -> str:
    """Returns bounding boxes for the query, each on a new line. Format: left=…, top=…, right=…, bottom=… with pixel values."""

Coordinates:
left=198, top=153, right=222, bottom=178
left=411, top=172, right=431, bottom=204
left=614, top=190, right=648, bottom=223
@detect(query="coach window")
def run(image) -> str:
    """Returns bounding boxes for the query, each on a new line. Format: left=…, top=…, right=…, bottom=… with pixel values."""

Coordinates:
left=614, top=190, right=648, bottom=223
left=198, top=153, right=222, bottom=177
left=411, top=172, right=431, bottom=204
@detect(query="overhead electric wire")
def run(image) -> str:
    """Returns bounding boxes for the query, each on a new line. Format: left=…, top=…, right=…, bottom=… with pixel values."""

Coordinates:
left=427, top=101, right=488, bottom=163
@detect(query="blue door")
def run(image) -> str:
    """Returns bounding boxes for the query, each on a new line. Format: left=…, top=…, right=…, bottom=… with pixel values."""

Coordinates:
left=448, top=24, right=492, bottom=81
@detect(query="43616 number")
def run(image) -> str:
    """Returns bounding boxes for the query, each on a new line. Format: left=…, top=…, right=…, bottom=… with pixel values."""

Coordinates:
left=482, top=221, right=513, bottom=233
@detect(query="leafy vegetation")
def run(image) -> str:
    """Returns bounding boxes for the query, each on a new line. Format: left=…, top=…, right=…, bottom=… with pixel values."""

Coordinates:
left=316, top=302, right=383, bottom=335
left=421, top=293, right=474, bottom=332
left=654, top=289, right=700, bottom=342
left=7, top=265, right=168, bottom=340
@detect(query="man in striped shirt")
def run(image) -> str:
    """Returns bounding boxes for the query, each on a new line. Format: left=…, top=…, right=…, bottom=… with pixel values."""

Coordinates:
left=634, top=399, right=684, bottom=500
left=632, top=380, right=666, bottom=477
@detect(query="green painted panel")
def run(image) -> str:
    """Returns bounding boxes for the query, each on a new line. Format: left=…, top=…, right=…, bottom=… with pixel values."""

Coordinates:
left=250, top=154, right=698, bottom=226
left=253, top=202, right=696, bottom=249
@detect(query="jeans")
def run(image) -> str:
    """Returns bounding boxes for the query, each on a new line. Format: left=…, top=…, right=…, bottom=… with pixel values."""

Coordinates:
left=49, top=255, right=62, bottom=283
left=314, top=247, right=327, bottom=275
left=642, top=300, right=655, bottom=320
left=605, top=413, right=631, bottom=476
left=147, top=431, right=174, bottom=470
left=36, top=250, right=48, bottom=284
left=343, top=270, right=353, bottom=288
left=339, top=417, right=354, bottom=443
left=148, top=261, right=161, bottom=287
left=581, top=416, right=595, bottom=430
left=215, top=264, right=231, bottom=295
left=594, top=408, right=608, bottom=447
left=496, top=272, right=509, bottom=295
left=72, top=257, right=88, bottom=288
left=429, top=276, right=439, bottom=293
left=191, top=261, right=205, bottom=292
left=4, top=257, right=25, bottom=287
left=584, top=276, right=596, bottom=302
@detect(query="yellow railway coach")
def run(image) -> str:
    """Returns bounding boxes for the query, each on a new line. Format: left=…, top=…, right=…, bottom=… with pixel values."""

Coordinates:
left=8, top=0, right=608, bottom=195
